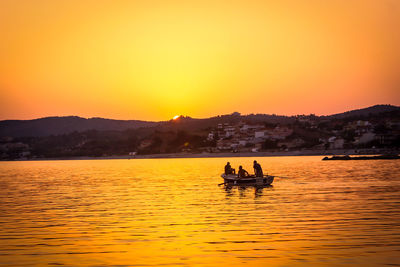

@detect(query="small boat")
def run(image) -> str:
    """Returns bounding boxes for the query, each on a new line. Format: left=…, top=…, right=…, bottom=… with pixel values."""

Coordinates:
left=322, top=154, right=400, bottom=160
left=221, top=174, right=274, bottom=185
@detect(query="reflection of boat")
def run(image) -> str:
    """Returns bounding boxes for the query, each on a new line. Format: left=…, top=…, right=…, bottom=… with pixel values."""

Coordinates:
left=221, top=174, right=274, bottom=185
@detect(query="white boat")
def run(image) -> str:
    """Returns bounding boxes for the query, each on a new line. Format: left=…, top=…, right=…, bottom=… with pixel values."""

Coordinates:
left=221, top=174, right=274, bottom=185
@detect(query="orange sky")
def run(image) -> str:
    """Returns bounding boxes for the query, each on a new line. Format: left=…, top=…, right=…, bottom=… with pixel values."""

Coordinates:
left=0, top=0, right=399, bottom=121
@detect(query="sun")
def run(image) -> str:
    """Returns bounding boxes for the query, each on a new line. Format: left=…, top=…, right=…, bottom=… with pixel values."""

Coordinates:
left=173, top=115, right=180, bottom=120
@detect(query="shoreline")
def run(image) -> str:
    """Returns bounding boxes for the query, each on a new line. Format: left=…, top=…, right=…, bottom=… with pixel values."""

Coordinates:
left=2, top=148, right=398, bottom=162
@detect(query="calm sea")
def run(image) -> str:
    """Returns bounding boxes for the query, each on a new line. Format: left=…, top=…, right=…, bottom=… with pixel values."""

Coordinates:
left=0, top=156, right=399, bottom=266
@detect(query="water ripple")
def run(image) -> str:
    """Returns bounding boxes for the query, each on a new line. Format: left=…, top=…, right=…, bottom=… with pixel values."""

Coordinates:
left=0, top=157, right=399, bottom=266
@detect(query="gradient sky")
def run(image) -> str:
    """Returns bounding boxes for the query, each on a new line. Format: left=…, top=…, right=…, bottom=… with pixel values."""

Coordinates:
left=0, top=0, right=399, bottom=121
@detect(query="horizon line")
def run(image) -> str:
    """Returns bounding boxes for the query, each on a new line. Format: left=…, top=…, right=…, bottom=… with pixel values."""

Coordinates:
left=0, top=104, right=398, bottom=122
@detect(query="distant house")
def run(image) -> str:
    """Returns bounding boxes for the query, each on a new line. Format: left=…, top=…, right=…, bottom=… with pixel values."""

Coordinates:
left=224, top=126, right=236, bottom=137
left=249, top=137, right=265, bottom=145
left=255, top=130, right=267, bottom=139
left=328, top=136, right=337, bottom=143
left=217, top=140, right=232, bottom=150
left=330, top=138, right=345, bottom=149
left=357, top=120, right=371, bottom=127
left=265, top=126, right=293, bottom=140
left=345, top=120, right=372, bottom=134
left=375, top=133, right=398, bottom=146
left=354, top=132, right=376, bottom=145
left=240, top=124, right=263, bottom=132
left=207, top=132, right=215, bottom=141
left=238, top=140, right=247, bottom=146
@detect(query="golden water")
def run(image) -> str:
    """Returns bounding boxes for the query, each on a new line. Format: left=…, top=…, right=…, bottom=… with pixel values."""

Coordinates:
left=0, top=157, right=399, bottom=266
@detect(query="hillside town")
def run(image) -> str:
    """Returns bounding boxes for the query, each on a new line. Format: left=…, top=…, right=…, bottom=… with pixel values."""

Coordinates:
left=1, top=106, right=399, bottom=160
left=201, top=117, right=399, bottom=153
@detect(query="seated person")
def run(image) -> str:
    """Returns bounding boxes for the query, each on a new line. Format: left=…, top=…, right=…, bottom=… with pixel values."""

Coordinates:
left=224, top=162, right=235, bottom=174
left=237, top=165, right=249, bottom=178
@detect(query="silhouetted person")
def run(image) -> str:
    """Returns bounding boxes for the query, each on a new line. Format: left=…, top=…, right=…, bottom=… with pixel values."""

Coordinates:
left=224, top=162, right=235, bottom=175
left=238, top=165, right=249, bottom=178
left=253, top=160, right=263, bottom=177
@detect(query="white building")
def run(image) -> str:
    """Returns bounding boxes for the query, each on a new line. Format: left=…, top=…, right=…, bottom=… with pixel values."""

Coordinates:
left=354, top=132, right=376, bottom=145
left=356, top=120, right=371, bottom=127
left=238, top=140, right=247, bottom=146
left=328, top=136, right=337, bottom=143
left=255, top=131, right=267, bottom=138
left=330, top=138, right=345, bottom=149
left=207, top=132, right=215, bottom=141
left=267, top=126, right=293, bottom=140
left=225, top=126, right=236, bottom=137
left=240, top=124, right=263, bottom=132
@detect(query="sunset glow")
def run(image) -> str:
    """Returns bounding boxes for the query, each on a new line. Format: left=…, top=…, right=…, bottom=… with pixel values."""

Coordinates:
left=0, top=2, right=399, bottom=265
left=0, top=0, right=399, bottom=121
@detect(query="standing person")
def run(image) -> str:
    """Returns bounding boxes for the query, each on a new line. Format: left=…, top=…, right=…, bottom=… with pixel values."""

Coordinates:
left=253, top=160, right=263, bottom=177
left=224, top=162, right=235, bottom=175
left=238, top=166, right=249, bottom=178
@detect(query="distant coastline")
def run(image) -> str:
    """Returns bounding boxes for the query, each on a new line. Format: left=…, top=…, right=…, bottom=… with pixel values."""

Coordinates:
left=3, top=148, right=398, bottom=161
left=1, top=105, right=399, bottom=161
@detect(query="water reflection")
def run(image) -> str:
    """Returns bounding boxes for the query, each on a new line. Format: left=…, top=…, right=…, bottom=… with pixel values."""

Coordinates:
left=0, top=157, right=399, bottom=266
left=222, top=184, right=273, bottom=199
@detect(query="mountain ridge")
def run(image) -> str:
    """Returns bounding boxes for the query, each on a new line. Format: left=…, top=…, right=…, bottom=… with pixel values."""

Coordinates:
left=1, top=104, right=399, bottom=138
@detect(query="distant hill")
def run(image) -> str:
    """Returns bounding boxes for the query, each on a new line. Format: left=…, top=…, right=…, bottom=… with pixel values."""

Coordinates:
left=326, top=104, right=400, bottom=119
left=0, top=116, right=157, bottom=137
left=159, top=113, right=295, bottom=132
left=1, top=105, right=399, bottom=138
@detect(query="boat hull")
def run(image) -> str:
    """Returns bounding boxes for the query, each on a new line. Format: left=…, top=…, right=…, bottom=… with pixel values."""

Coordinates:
left=221, top=174, right=274, bottom=185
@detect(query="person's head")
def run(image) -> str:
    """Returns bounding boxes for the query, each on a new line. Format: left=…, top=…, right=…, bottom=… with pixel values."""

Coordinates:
left=254, top=160, right=257, bottom=163
left=239, top=165, right=243, bottom=170
left=227, top=162, right=230, bottom=165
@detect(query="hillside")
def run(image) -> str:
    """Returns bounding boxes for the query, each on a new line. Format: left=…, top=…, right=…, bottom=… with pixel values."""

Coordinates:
left=0, top=116, right=157, bottom=137
left=326, top=104, right=400, bottom=119
left=0, top=104, right=399, bottom=138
